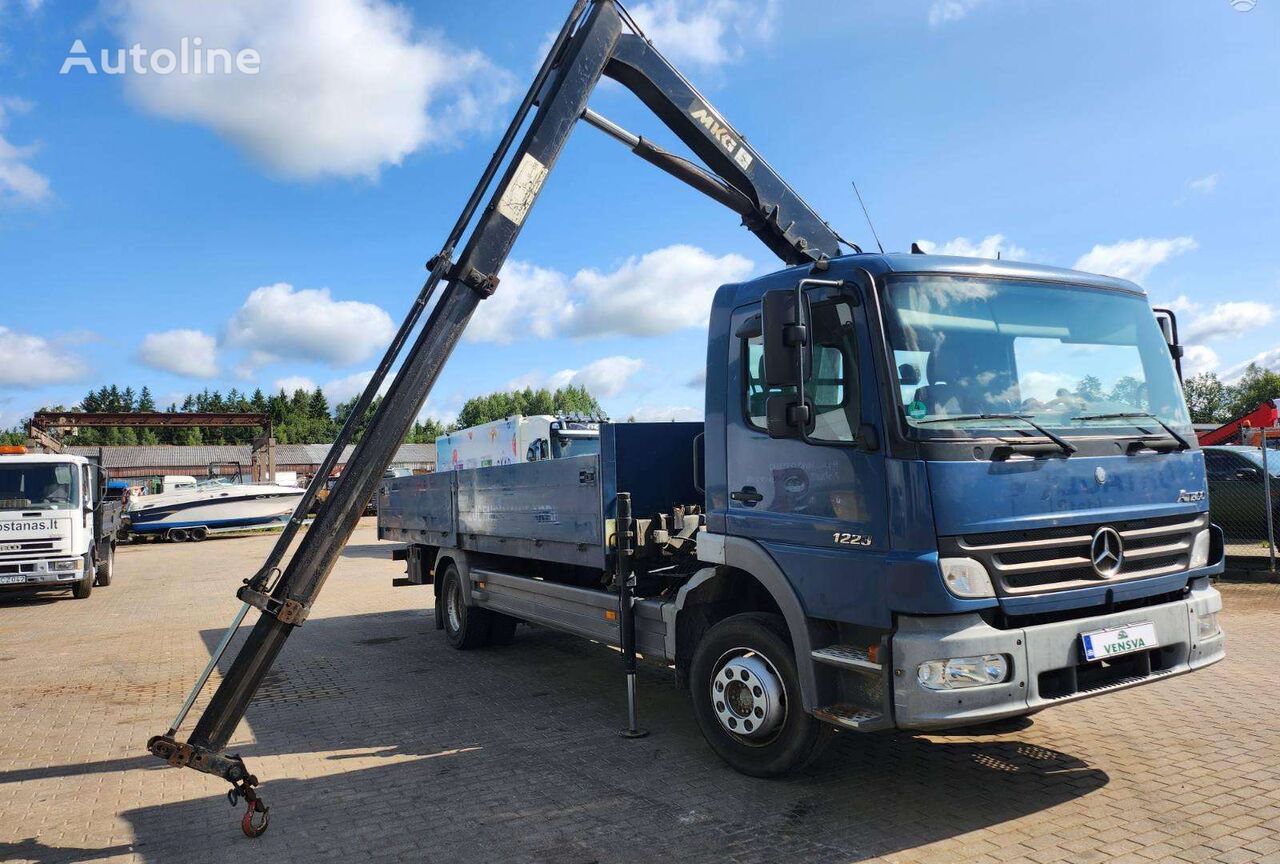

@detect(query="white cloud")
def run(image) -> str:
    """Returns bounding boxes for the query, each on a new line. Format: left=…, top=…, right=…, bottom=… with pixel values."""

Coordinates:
left=321, top=369, right=395, bottom=405
left=272, top=375, right=316, bottom=394
left=1161, top=294, right=1201, bottom=315
left=465, top=261, right=570, bottom=345
left=0, top=326, right=87, bottom=387
left=687, top=368, right=707, bottom=388
left=567, top=245, right=754, bottom=338
left=1223, top=347, right=1280, bottom=383
left=1184, top=301, right=1275, bottom=342
left=1188, top=173, right=1219, bottom=195
left=226, top=282, right=395, bottom=368
left=630, top=404, right=704, bottom=422
left=0, top=97, right=51, bottom=205
left=628, top=0, right=778, bottom=68
left=137, top=329, right=219, bottom=378
left=109, top=0, right=516, bottom=179
left=915, top=234, right=1026, bottom=260
left=470, top=245, right=753, bottom=343
left=928, top=0, right=991, bottom=26
left=1072, top=236, right=1197, bottom=282
left=1181, top=345, right=1220, bottom=377
left=511, top=355, right=645, bottom=399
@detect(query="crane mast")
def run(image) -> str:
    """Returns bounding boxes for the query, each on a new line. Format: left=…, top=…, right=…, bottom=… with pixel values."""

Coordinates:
left=147, top=0, right=851, bottom=835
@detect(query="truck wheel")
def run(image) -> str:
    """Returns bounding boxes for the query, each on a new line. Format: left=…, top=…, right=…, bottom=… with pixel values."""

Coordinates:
left=72, top=554, right=94, bottom=600
left=95, top=544, right=114, bottom=587
left=688, top=613, right=833, bottom=778
left=440, top=563, right=491, bottom=649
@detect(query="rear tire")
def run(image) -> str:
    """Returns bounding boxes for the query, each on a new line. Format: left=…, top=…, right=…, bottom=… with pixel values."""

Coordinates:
left=688, top=612, right=833, bottom=778
left=72, top=554, right=94, bottom=599
left=95, top=544, right=114, bottom=587
left=440, top=563, right=491, bottom=649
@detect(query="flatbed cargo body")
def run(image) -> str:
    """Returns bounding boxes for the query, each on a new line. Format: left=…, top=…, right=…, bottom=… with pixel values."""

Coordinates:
left=378, top=422, right=703, bottom=571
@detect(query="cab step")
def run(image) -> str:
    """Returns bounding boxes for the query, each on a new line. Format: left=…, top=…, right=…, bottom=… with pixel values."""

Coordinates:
left=811, top=645, right=881, bottom=672
left=813, top=704, right=889, bottom=731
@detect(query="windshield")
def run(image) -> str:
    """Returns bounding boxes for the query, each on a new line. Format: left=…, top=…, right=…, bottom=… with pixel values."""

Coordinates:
left=552, top=433, right=600, bottom=459
left=0, top=462, right=80, bottom=510
left=882, top=275, right=1190, bottom=437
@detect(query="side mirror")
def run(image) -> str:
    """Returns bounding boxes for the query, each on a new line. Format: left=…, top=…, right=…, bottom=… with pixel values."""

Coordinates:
left=761, top=289, right=805, bottom=387
left=1236, top=468, right=1263, bottom=482
left=1152, top=308, right=1184, bottom=380
left=765, top=393, right=810, bottom=439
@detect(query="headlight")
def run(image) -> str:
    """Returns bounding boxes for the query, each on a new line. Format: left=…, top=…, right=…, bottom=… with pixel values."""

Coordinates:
left=939, top=557, right=995, bottom=599
left=1189, top=529, right=1211, bottom=569
left=1196, top=611, right=1220, bottom=640
left=50, top=560, right=80, bottom=572
left=917, top=654, right=1011, bottom=690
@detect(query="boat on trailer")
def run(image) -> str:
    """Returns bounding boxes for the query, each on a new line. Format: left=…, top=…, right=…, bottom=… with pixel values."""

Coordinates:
left=126, top=462, right=304, bottom=541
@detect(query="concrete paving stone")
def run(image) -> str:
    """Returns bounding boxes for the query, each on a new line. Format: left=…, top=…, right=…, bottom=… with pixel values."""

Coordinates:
left=0, top=520, right=1276, bottom=864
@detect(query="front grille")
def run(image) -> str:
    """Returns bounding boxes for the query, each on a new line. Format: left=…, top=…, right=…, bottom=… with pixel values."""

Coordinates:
left=948, top=513, right=1206, bottom=596
left=0, top=537, right=64, bottom=558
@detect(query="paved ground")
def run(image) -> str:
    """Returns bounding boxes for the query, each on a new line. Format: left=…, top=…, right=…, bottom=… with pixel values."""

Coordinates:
left=1, top=520, right=1278, bottom=864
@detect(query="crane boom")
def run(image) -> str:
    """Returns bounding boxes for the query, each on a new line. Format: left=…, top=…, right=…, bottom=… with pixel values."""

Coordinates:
left=147, top=0, right=851, bottom=832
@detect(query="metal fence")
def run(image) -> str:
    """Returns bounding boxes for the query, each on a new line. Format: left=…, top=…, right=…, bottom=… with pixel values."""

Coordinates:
left=1205, top=430, right=1277, bottom=571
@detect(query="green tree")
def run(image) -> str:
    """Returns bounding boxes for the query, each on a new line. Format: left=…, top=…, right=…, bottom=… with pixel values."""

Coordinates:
left=1223, top=363, right=1280, bottom=421
left=455, top=385, right=605, bottom=428
left=1183, top=373, right=1230, bottom=424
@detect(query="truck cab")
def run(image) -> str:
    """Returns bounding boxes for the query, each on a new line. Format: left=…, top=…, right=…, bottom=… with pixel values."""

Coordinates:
left=700, top=253, right=1223, bottom=738
left=0, top=448, right=119, bottom=599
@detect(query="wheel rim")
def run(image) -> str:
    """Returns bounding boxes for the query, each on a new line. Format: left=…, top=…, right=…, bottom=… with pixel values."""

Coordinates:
left=709, top=648, right=787, bottom=744
left=446, top=578, right=462, bottom=632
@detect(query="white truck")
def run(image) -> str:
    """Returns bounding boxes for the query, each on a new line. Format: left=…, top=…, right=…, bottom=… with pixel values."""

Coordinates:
left=0, top=447, right=120, bottom=599
left=434, top=415, right=600, bottom=471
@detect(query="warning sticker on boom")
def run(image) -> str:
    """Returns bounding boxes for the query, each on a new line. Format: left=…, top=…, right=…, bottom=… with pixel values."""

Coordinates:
left=497, top=153, right=549, bottom=226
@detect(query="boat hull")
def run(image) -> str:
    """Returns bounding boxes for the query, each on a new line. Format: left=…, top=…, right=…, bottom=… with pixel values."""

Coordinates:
left=127, top=488, right=304, bottom=533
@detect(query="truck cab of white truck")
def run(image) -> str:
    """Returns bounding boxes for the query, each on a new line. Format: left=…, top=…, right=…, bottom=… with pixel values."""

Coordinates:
left=0, top=447, right=119, bottom=599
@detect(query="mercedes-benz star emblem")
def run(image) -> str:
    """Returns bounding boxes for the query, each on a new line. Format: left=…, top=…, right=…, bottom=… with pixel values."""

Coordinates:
left=1090, top=526, right=1124, bottom=578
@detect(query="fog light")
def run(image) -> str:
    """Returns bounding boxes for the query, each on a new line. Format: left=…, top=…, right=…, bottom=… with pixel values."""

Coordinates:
left=1196, top=611, right=1220, bottom=640
left=49, top=560, right=79, bottom=572
left=939, top=558, right=995, bottom=599
left=917, top=654, right=1010, bottom=690
left=1189, top=529, right=1211, bottom=569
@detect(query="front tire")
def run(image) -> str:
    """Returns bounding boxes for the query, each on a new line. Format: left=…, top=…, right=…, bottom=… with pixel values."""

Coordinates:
left=688, top=612, right=833, bottom=778
left=440, top=563, right=492, bottom=649
left=72, top=554, right=94, bottom=599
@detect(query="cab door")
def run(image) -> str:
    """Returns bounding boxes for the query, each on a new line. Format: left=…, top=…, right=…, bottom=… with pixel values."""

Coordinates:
left=723, top=285, right=888, bottom=623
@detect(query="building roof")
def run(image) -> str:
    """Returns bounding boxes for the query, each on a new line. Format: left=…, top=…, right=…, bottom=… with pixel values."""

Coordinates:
left=65, top=442, right=435, bottom=471
left=67, top=445, right=250, bottom=468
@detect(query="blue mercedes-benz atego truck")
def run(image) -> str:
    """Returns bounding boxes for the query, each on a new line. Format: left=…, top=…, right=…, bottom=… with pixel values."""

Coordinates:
left=379, top=252, right=1226, bottom=778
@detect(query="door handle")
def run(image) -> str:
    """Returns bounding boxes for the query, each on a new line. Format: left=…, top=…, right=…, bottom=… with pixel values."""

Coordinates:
left=731, top=486, right=764, bottom=506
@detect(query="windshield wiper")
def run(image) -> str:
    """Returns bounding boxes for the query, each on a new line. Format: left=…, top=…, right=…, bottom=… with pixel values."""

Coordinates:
left=1070, top=412, right=1191, bottom=451
left=916, top=413, right=1077, bottom=455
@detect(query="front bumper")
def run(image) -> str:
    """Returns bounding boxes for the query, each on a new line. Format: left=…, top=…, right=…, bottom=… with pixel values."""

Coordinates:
left=0, top=559, right=84, bottom=589
left=891, top=582, right=1224, bottom=730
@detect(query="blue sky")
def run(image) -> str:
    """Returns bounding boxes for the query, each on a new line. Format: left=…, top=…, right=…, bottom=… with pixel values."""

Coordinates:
left=0, top=0, right=1277, bottom=430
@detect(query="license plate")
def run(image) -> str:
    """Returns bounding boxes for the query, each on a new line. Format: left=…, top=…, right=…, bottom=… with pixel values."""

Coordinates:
left=1081, top=621, right=1158, bottom=662
left=0, top=574, right=27, bottom=585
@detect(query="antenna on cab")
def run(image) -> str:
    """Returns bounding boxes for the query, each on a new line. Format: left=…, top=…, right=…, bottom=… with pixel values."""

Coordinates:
left=852, top=181, right=885, bottom=254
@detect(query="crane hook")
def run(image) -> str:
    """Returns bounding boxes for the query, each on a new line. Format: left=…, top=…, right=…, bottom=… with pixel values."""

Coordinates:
left=241, top=797, right=270, bottom=838
left=228, top=779, right=269, bottom=838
